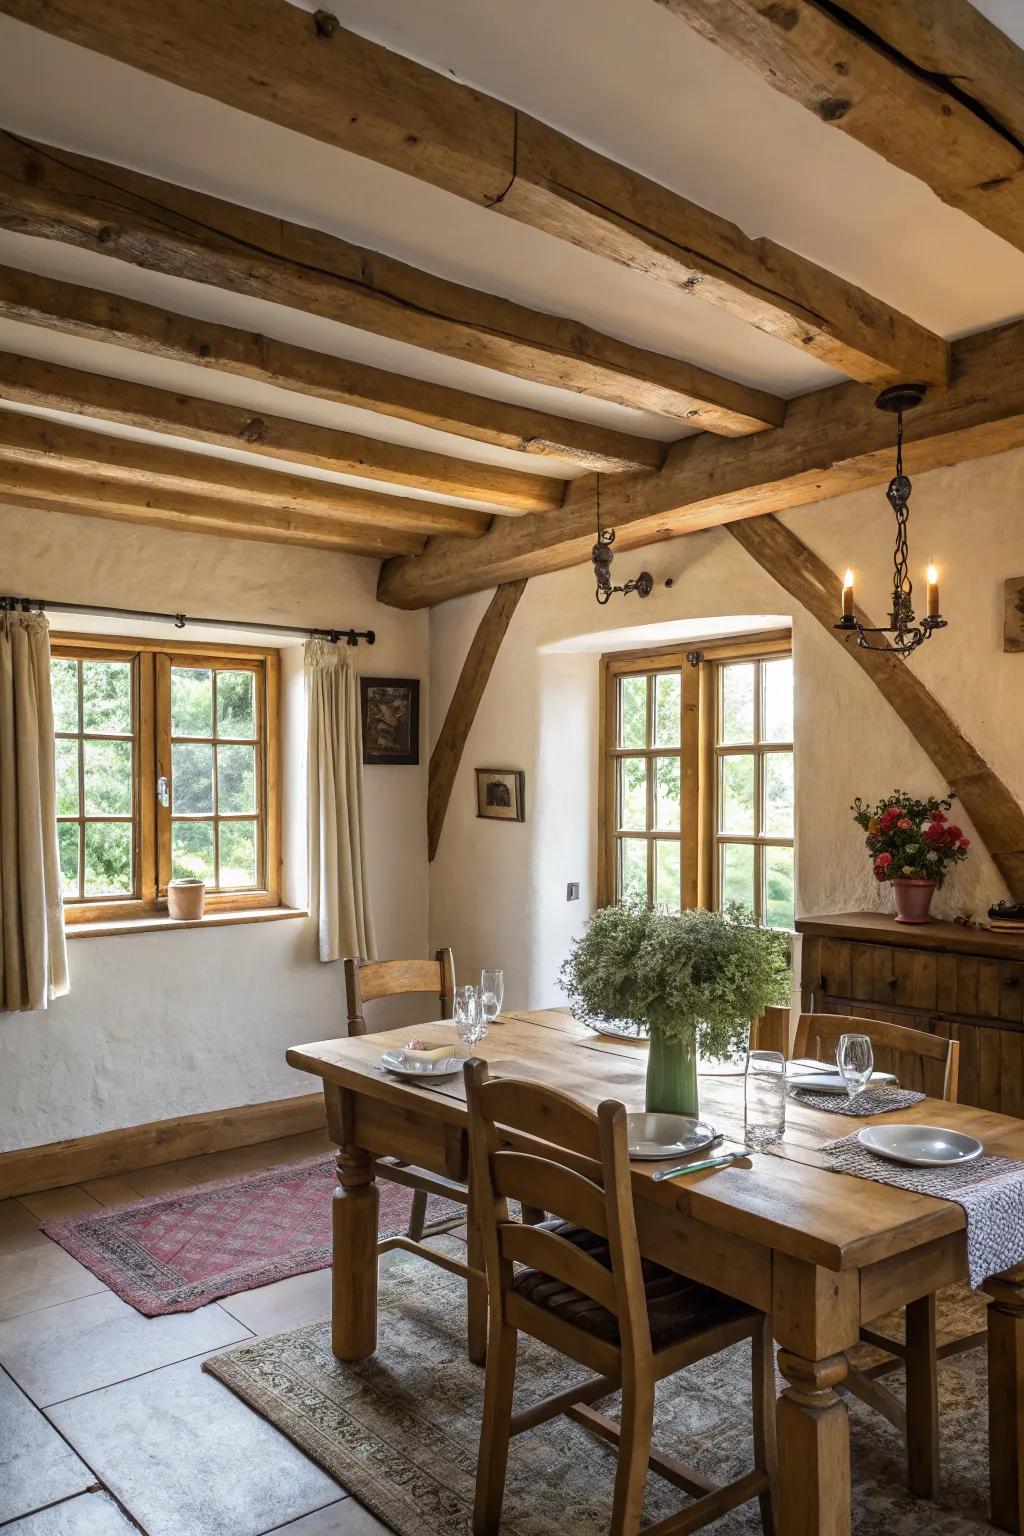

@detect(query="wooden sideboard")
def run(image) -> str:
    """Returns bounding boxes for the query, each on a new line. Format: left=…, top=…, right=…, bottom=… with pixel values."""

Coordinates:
left=796, top=911, right=1024, bottom=1114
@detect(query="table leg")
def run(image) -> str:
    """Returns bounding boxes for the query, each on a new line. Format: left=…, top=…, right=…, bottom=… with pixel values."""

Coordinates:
left=776, top=1350, right=851, bottom=1536
left=984, top=1268, right=1024, bottom=1533
left=332, top=1145, right=379, bottom=1361
left=905, top=1293, right=940, bottom=1499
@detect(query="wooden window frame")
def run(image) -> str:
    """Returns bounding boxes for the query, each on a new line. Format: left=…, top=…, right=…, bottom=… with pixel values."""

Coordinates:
left=52, top=633, right=281, bottom=926
left=599, top=631, right=792, bottom=922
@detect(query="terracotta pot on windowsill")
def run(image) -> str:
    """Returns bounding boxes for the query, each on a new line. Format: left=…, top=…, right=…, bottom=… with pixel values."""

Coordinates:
left=167, top=879, right=206, bottom=921
left=891, top=878, right=935, bottom=924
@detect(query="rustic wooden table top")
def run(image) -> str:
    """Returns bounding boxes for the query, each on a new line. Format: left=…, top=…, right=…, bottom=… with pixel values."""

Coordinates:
left=288, top=1005, right=1024, bottom=1274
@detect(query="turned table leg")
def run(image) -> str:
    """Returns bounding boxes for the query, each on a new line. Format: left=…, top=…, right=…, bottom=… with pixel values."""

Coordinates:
left=777, top=1350, right=851, bottom=1536
left=332, top=1145, right=379, bottom=1361
left=984, top=1268, right=1024, bottom=1533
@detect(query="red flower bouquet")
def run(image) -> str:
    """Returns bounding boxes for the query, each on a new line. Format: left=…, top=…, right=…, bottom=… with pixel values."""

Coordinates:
left=852, top=790, right=970, bottom=886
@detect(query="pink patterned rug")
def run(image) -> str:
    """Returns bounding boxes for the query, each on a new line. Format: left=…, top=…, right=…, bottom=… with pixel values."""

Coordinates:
left=40, top=1156, right=464, bottom=1316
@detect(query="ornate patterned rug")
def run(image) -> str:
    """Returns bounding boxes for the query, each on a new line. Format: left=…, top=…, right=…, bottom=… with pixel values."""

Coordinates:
left=41, top=1157, right=462, bottom=1315
left=205, top=1241, right=995, bottom=1536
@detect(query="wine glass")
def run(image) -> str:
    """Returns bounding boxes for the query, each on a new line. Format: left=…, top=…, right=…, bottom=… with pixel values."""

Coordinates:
left=454, top=984, right=486, bottom=1045
left=480, top=968, right=504, bottom=1027
left=837, top=1033, right=874, bottom=1102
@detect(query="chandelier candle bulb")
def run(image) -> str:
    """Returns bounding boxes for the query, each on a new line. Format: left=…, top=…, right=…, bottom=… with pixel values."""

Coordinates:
left=927, top=563, right=940, bottom=619
left=842, top=568, right=855, bottom=618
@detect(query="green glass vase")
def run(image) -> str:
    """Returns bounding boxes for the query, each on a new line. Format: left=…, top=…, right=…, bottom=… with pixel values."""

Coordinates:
left=645, top=1029, right=699, bottom=1116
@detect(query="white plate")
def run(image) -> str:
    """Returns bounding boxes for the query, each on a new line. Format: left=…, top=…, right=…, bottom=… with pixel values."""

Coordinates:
left=626, top=1113, right=717, bottom=1161
left=588, top=1017, right=645, bottom=1040
left=380, top=1050, right=463, bottom=1080
left=788, top=1070, right=897, bottom=1094
left=857, top=1123, right=984, bottom=1167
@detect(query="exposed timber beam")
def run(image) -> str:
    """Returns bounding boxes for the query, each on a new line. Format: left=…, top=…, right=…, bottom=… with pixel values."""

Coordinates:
left=0, top=351, right=562, bottom=513
left=0, top=266, right=664, bottom=475
left=728, top=514, right=1024, bottom=902
left=0, top=0, right=949, bottom=387
left=0, top=462, right=425, bottom=558
left=377, top=316, right=1024, bottom=608
left=427, top=580, right=527, bottom=861
left=0, top=134, right=784, bottom=437
left=0, top=410, right=490, bottom=538
left=652, top=0, right=1024, bottom=257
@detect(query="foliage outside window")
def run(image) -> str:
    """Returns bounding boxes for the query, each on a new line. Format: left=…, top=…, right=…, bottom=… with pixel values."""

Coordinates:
left=52, top=637, right=280, bottom=924
left=599, top=635, right=794, bottom=929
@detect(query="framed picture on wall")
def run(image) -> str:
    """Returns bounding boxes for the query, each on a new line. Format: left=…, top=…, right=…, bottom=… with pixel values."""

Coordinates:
left=360, top=677, right=420, bottom=765
left=475, top=768, right=525, bottom=823
left=1005, top=577, right=1024, bottom=653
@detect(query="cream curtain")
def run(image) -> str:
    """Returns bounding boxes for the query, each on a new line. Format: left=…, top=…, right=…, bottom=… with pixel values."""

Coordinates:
left=305, top=639, right=376, bottom=963
left=0, top=611, right=69, bottom=1012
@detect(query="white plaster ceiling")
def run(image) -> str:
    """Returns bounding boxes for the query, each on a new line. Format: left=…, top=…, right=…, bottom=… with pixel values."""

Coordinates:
left=1, top=0, right=1022, bottom=512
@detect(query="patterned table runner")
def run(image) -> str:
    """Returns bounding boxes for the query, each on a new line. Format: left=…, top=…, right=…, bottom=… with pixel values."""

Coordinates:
left=791, top=1086, right=926, bottom=1116
left=822, top=1132, right=1024, bottom=1285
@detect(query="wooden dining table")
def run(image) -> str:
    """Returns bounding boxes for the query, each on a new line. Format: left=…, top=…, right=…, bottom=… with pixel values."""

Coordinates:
left=288, top=1006, right=1024, bottom=1536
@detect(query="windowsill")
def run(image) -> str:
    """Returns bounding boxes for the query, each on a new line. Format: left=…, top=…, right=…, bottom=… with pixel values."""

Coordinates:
left=64, top=906, right=308, bottom=940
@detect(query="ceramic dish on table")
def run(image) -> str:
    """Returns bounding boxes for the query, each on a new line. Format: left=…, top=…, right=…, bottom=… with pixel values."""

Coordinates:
left=787, top=1069, right=898, bottom=1094
left=626, top=1113, right=718, bottom=1161
left=380, top=1050, right=464, bottom=1081
left=857, top=1123, right=984, bottom=1167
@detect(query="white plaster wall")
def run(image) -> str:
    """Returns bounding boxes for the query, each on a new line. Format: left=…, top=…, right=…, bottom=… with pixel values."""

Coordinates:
left=0, top=504, right=430, bottom=1150
left=429, top=446, right=1024, bottom=1011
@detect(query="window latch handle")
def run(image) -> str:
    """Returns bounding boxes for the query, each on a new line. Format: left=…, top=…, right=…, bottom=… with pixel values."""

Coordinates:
left=157, top=774, right=169, bottom=808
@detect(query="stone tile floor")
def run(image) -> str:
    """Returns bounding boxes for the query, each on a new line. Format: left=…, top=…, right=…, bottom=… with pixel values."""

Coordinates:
left=0, top=1130, right=401, bottom=1535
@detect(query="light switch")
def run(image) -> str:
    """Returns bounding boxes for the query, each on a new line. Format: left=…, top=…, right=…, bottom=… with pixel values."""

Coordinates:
left=566, top=882, right=580, bottom=901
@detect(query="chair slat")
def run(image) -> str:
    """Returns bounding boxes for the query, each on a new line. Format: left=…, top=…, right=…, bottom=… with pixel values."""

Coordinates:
left=478, top=1077, right=602, bottom=1160
left=492, top=1151, right=607, bottom=1236
left=500, top=1223, right=619, bottom=1312
left=358, top=957, right=449, bottom=1002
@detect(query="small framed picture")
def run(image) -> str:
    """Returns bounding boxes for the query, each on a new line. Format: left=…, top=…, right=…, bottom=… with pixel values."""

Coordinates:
left=360, top=678, right=420, bottom=765
left=475, top=768, right=525, bottom=823
left=1005, top=577, right=1024, bottom=653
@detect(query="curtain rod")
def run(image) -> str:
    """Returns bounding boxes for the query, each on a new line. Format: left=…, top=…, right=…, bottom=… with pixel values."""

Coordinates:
left=0, top=595, right=375, bottom=646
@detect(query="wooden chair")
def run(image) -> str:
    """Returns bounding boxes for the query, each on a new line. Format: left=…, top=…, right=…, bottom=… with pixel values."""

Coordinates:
left=464, top=1059, right=776, bottom=1536
left=344, top=952, right=543, bottom=1363
left=793, top=1011, right=976, bottom=1498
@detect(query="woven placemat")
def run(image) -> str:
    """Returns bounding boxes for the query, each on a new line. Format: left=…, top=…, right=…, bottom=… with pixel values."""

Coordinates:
left=822, top=1131, right=1024, bottom=1285
left=790, top=1085, right=926, bottom=1116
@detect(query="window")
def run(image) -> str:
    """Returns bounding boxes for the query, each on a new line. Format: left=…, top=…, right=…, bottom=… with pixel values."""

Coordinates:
left=599, top=634, right=793, bottom=928
left=51, top=636, right=280, bottom=924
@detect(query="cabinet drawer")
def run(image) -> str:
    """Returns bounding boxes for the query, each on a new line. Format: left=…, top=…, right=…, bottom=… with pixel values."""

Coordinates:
left=816, top=939, right=938, bottom=1011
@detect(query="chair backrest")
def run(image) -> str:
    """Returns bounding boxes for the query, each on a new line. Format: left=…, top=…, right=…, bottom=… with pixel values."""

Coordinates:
left=344, top=948, right=456, bottom=1036
left=747, top=1004, right=794, bottom=1057
left=793, top=1011, right=959, bottom=1101
left=464, top=1059, right=651, bottom=1366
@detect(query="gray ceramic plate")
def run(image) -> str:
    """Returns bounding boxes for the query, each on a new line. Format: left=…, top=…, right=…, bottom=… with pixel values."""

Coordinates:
left=626, top=1113, right=717, bottom=1161
left=857, top=1123, right=983, bottom=1167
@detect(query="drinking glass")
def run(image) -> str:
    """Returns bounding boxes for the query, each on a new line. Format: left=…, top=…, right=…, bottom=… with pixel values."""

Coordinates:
left=454, top=984, right=486, bottom=1045
left=744, top=1050, right=786, bottom=1148
left=480, top=968, right=504, bottom=1026
left=837, top=1033, right=874, bottom=1101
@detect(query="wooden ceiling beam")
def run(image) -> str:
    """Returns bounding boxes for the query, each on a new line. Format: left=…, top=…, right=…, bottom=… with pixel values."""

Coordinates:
left=0, top=462, right=426, bottom=558
left=728, top=514, right=1024, bottom=901
left=0, top=266, right=665, bottom=475
left=377, top=316, right=1024, bottom=608
left=0, top=133, right=784, bottom=437
left=0, top=411, right=491, bottom=538
left=0, top=351, right=563, bottom=513
left=0, top=0, right=949, bottom=387
left=653, top=0, right=1024, bottom=255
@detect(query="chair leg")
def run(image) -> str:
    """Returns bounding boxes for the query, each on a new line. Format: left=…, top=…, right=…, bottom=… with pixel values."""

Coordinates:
left=609, top=1367, right=655, bottom=1536
left=473, top=1318, right=518, bottom=1536
left=407, top=1188, right=428, bottom=1243
left=905, top=1294, right=940, bottom=1499
left=751, top=1317, right=778, bottom=1535
left=467, top=1194, right=488, bottom=1367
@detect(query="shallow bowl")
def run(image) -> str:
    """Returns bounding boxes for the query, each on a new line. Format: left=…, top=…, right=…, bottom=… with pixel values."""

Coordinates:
left=857, top=1123, right=983, bottom=1167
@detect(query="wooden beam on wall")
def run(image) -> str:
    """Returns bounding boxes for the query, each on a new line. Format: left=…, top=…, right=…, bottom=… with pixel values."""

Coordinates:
left=0, top=0, right=950, bottom=387
left=427, top=580, right=527, bottom=860
left=0, top=266, right=665, bottom=474
left=377, top=316, right=1024, bottom=608
left=0, top=461, right=427, bottom=557
left=728, top=514, right=1024, bottom=902
left=0, top=411, right=491, bottom=538
left=0, top=351, right=564, bottom=513
left=653, top=0, right=1024, bottom=257
left=0, top=133, right=785, bottom=437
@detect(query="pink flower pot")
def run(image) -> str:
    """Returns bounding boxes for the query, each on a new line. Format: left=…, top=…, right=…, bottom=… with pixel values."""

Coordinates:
left=892, top=878, right=935, bottom=924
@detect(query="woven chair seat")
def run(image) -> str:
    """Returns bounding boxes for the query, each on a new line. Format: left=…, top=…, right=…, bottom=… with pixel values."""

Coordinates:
left=511, top=1220, right=753, bottom=1351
